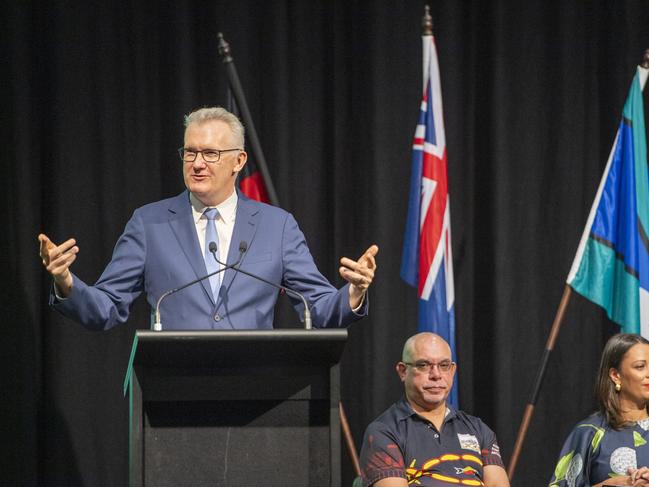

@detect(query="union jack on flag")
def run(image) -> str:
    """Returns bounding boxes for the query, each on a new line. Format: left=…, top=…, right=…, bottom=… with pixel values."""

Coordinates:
left=400, top=33, right=458, bottom=406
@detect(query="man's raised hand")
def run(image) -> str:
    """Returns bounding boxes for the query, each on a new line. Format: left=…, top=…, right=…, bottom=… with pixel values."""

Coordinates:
left=38, top=234, right=78, bottom=297
left=340, top=244, right=379, bottom=309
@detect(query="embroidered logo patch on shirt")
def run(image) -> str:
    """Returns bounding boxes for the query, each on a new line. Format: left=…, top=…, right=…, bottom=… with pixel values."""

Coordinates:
left=457, top=433, right=480, bottom=453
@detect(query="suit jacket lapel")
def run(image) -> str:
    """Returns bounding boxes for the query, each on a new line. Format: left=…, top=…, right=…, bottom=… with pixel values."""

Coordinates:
left=167, top=191, right=214, bottom=304
left=221, top=195, right=261, bottom=291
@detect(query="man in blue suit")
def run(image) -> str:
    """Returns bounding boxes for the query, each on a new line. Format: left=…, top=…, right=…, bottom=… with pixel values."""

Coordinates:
left=39, top=107, right=378, bottom=330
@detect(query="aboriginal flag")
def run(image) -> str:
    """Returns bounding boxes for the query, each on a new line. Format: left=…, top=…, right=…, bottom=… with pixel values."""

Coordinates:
left=238, top=156, right=270, bottom=203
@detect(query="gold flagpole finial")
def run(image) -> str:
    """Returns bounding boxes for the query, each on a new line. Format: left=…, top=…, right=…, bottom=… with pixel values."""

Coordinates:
left=422, top=5, right=433, bottom=36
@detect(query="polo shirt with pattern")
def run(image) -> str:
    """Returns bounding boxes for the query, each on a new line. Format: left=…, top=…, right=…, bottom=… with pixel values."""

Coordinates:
left=360, top=397, right=504, bottom=486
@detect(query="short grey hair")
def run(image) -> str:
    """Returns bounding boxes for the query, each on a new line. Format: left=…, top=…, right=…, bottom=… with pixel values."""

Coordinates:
left=184, top=106, right=245, bottom=148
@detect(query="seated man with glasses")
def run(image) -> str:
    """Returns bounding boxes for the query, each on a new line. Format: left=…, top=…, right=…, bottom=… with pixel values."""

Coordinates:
left=38, top=106, right=378, bottom=331
left=359, top=332, right=509, bottom=487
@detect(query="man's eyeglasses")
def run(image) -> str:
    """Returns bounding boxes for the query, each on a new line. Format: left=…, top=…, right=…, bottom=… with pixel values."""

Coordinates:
left=178, top=147, right=241, bottom=164
left=404, top=360, right=455, bottom=373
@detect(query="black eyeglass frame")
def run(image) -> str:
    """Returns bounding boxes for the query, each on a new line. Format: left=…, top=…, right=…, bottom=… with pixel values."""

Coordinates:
left=178, top=147, right=242, bottom=163
left=403, top=360, right=456, bottom=373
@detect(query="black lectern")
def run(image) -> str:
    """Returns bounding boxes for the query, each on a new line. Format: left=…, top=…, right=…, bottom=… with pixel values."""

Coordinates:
left=123, top=329, right=348, bottom=487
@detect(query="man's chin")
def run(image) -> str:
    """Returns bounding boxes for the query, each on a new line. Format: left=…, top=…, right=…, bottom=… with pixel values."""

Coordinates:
left=422, top=390, right=448, bottom=403
left=187, top=182, right=207, bottom=193
left=188, top=186, right=211, bottom=201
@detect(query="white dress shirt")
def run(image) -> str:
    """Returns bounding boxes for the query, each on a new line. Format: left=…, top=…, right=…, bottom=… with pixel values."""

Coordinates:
left=189, top=190, right=238, bottom=265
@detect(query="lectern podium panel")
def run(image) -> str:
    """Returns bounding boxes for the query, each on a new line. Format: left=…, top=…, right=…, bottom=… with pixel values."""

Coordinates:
left=123, top=329, right=347, bottom=487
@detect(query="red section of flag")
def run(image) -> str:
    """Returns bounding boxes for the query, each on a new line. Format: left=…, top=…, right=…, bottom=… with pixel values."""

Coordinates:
left=418, top=148, right=448, bottom=295
left=240, top=171, right=269, bottom=203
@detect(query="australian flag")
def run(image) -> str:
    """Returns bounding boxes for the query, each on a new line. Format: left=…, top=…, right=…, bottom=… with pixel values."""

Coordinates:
left=400, top=34, right=458, bottom=406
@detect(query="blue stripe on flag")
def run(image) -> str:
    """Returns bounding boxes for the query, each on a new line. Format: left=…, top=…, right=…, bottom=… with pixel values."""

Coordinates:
left=590, top=121, right=641, bottom=275
left=401, top=148, right=423, bottom=287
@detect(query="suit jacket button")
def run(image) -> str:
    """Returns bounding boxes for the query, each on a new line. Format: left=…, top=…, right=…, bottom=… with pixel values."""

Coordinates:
left=214, top=314, right=221, bottom=322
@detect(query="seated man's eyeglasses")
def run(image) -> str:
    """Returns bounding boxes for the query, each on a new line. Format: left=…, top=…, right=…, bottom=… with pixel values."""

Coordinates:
left=404, top=360, right=455, bottom=373
left=178, top=147, right=241, bottom=164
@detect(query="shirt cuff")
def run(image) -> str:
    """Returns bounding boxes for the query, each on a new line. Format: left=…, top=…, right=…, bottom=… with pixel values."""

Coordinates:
left=53, top=281, right=68, bottom=301
left=352, top=293, right=366, bottom=313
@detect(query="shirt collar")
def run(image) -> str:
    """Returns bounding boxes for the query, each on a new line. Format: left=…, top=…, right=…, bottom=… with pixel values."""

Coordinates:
left=395, top=396, right=456, bottom=423
left=189, top=190, right=238, bottom=224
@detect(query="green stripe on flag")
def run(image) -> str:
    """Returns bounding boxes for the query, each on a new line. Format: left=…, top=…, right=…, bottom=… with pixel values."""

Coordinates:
left=627, top=73, right=649, bottom=247
left=571, top=237, right=640, bottom=333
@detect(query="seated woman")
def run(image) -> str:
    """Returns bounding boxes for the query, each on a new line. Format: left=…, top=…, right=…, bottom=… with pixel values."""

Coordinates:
left=549, top=334, right=649, bottom=487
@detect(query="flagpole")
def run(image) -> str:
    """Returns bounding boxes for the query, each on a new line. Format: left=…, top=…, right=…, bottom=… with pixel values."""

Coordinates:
left=339, top=401, right=361, bottom=477
left=507, top=284, right=572, bottom=480
left=217, top=33, right=280, bottom=207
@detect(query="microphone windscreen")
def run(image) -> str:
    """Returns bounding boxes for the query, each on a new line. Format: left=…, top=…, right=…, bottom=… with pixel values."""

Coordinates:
left=239, top=241, right=248, bottom=252
left=208, top=241, right=218, bottom=253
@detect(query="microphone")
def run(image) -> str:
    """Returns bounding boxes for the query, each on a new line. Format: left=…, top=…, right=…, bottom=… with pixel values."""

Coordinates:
left=210, top=241, right=313, bottom=330
left=152, top=242, right=245, bottom=331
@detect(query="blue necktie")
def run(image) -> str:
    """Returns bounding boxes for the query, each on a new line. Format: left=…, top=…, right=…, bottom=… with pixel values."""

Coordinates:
left=203, top=208, right=220, bottom=299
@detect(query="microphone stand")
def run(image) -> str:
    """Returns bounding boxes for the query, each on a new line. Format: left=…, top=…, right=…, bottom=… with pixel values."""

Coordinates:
left=209, top=245, right=312, bottom=330
left=153, top=248, right=245, bottom=331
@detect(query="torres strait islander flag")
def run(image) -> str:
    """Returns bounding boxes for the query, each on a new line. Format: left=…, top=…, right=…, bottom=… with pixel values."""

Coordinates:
left=400, top=34, right=458, bottom=406
left=567, top=66, right=649, bottom=337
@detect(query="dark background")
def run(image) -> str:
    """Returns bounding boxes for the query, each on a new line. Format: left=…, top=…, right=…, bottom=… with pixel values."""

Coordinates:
left=3, top=1, right=648, bottom=485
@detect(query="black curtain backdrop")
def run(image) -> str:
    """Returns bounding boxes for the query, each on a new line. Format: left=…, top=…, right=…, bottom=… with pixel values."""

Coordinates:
left=3, top=1, right=649, bottom=485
